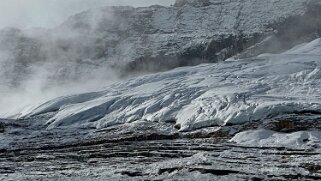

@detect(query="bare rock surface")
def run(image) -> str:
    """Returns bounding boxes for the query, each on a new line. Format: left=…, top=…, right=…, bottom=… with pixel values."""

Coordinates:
left=1, top=115, right=321, bottom=180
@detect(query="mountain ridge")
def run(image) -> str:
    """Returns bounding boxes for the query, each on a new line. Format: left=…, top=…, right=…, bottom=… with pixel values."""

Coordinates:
left=1, top=0, right=321, bottom=88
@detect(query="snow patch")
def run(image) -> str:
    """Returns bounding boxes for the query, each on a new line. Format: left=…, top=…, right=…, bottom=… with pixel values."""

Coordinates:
left=230, top=129, right=321, bottom=149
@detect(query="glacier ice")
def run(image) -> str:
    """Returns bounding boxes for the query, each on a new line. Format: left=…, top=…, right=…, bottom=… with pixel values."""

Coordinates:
left=7, top=38, right=321, bottom=132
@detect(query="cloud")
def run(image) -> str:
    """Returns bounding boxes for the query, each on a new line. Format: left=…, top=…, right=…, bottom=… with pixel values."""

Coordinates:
left=0, top=0, right=176, bottom=116
left=0, top=0, right=174, bottom=29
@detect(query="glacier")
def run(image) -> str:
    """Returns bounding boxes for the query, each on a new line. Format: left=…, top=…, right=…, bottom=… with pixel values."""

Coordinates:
left=8, top=38, right=321, bottom=132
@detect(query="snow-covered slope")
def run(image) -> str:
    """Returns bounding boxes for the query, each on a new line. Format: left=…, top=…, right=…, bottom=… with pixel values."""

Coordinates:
left=10, top=38, right=321, bottom=132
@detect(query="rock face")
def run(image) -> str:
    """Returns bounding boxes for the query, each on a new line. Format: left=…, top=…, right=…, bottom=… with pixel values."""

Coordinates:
left=1, top=0, right=321, bottom=88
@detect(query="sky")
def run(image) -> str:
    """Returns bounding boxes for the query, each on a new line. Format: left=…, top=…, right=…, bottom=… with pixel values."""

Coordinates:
left=0, top=0, right=174, bottom=29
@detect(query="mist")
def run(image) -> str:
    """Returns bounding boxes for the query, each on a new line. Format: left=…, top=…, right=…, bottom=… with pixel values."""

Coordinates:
left=0, top=0, right=175, bottom=117
left=0, top=0, right=174, bottom=29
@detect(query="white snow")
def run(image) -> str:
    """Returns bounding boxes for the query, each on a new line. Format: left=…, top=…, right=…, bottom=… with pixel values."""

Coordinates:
left=230, top=129, right=321, bottom=149
left=5, top=38, right=321, bottom=131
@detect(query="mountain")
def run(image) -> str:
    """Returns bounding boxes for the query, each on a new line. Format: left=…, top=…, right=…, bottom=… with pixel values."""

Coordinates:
left=2, top=0, right=321, bottom=180
left=1, top=0, right=321, bottom=89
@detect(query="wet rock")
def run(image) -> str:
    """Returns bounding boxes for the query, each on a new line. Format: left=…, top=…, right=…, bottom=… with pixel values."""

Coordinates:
left=0, top=122, right=4, bottom=133
left=188, top=167, right=240, bottom=176
left=302, top=163, right=321, bottom=173
left=120, top=171, right=143, bottom=177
